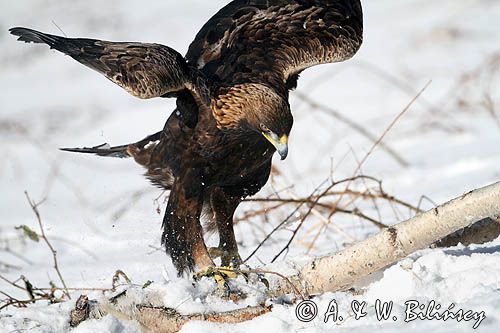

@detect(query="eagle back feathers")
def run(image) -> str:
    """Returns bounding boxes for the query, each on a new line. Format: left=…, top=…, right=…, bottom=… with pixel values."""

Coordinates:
left=186, top=0, right=363, bottom=93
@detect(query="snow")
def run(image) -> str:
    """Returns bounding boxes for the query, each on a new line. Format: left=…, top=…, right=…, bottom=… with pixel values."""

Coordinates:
left=1, top=0, right=499, bottom=332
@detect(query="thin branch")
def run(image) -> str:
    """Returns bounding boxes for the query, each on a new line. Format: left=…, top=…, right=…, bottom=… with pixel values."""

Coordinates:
left=0, top=273, right=26, bottom=291
left=244, top=173, right=417, bottom=262
left=295, top=90, right=410, bottom=167
left=24, top=192, right=71, bottom=299
left=354, top=81, right=431, bottom=177
left=244, top=179, right=328, bottom=263
left=271, top=181, right=338, bottom=263
left=51, top=20, right=67, bottom=37
left=302, top=83, right=431, bottom=252
left=0, top=297, right=47, bottom=311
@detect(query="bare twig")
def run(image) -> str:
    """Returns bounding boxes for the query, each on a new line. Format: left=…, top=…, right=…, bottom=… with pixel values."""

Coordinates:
left=0, top=274, right=66, bottom=310
left=295, top=91, right=410, bottom=167
left=243, top=172, right=420, bottom=263
left=0, top=296, right=47, bottom=311
left=24, top=192, right=71, bottom=299
left=51, top=20, right=68, bottom=37
left=244, top=179, right=329, bottom=263
left=289, top=83, right=431, bottom=254
left=0, top=273, right=27, bottom=291
left=354, top=81, right=431, bottom=177
left=271, top=180, right=339, bottom=263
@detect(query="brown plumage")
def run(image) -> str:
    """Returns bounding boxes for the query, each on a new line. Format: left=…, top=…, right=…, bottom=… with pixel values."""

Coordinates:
left=10, top=0, right=363, bottom=275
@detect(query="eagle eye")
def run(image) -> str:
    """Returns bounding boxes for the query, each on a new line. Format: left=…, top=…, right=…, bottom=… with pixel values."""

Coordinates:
left=260, top=123, right=270, bottom=132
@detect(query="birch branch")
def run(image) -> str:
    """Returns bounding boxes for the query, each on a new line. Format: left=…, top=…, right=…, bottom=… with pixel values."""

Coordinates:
left=272, top=181, right=500, bottom=296
left=70, top=293, right=272, bottom=333
left=133, top=305, right=272, bottom=333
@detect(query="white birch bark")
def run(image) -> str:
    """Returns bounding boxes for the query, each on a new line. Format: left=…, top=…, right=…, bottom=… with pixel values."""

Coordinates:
left=273, top=181, right=500, bottom=296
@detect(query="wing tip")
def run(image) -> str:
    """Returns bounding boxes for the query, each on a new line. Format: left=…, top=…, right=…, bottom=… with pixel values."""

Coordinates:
left=9, top=27, right=56, bottom=45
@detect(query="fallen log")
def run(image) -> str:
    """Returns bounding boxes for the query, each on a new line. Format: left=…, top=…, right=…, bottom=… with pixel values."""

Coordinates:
left=273, top=181, right=500, bottom=296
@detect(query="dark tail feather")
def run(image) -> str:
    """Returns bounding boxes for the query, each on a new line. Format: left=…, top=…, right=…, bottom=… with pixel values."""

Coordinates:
left=60, top=131, right=162, bottom=159
left=60, top=143, right=130, bottom=158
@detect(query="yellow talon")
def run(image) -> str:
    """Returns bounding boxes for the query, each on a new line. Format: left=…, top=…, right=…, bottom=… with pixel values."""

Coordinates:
left=213, top=273, right=226, bottom=288
left=194, top=266, right=240, bottom=289
left=217, top=266, right=238, bottom=279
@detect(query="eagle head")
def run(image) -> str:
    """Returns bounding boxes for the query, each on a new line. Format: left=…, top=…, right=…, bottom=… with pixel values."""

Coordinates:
left=213, top=83, right=293, bottom=160
left=258, top=111, right=292, bottom=161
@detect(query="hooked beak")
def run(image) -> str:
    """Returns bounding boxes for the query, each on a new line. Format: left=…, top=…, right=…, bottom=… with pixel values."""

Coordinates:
left=262, top=132, right=289, bottom=160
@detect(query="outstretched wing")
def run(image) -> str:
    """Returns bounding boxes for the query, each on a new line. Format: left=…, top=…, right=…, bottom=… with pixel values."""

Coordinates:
left=186, top=0, right=363, bottom=92
left=10, top=27, right=192, bottom=99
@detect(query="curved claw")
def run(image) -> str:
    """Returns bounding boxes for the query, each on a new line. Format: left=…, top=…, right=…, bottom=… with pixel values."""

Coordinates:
left=193, top=266, right=270, bottom=300
left=193, top=266, right=245, bottom=289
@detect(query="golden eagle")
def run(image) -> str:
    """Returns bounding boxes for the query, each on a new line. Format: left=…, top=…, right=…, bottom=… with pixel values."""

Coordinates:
left=10, top=0, right=363, bottom=275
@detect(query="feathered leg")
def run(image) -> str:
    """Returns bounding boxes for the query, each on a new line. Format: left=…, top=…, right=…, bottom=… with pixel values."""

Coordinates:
left=210, top=188, right=242, bottom=268
left=162, top=169, right=213, bottom=275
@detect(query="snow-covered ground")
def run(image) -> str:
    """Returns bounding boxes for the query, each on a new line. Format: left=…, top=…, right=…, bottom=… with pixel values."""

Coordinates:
left=1, top=0, right=499, bottom=332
